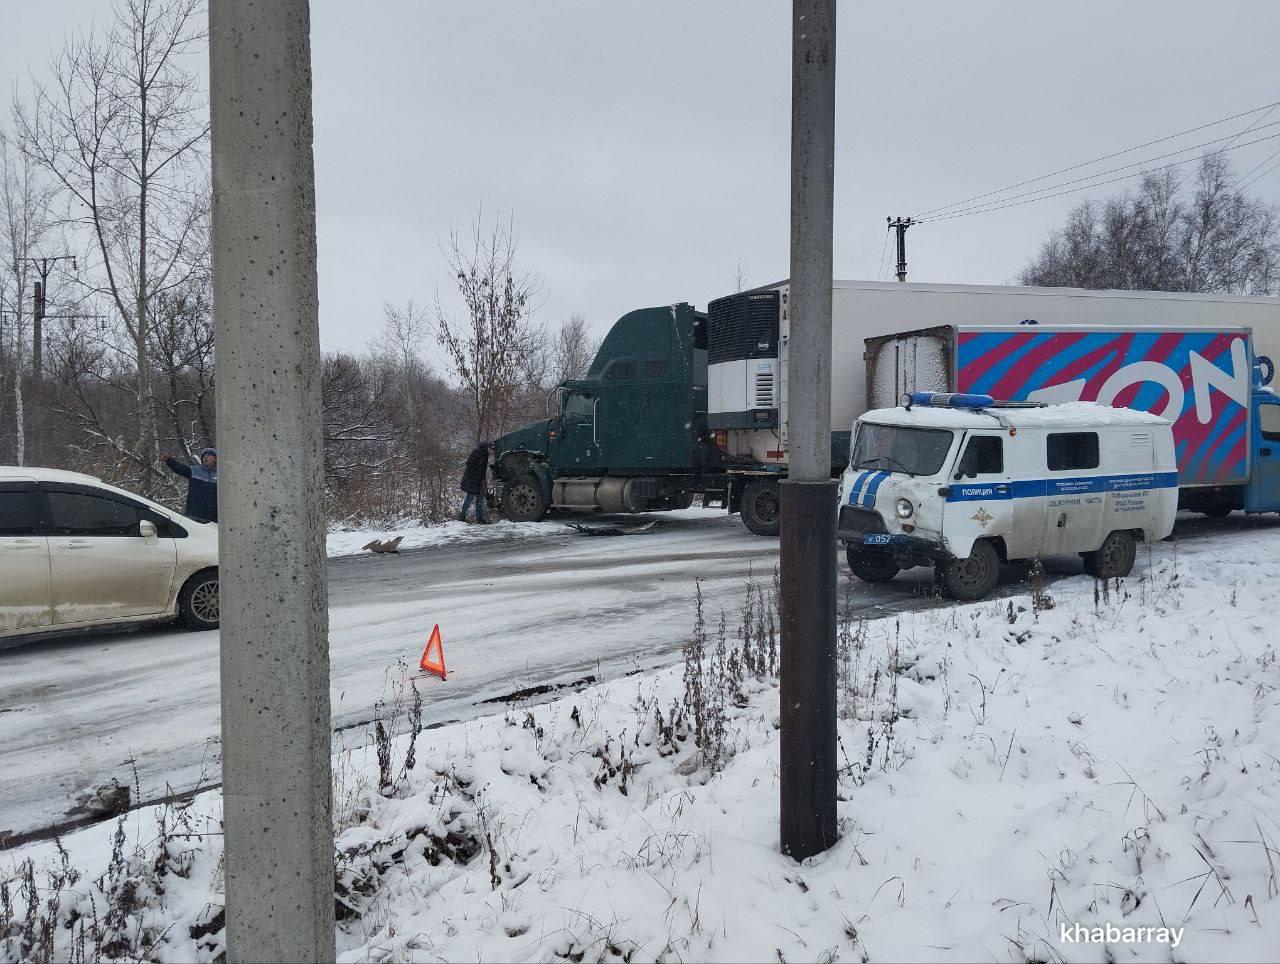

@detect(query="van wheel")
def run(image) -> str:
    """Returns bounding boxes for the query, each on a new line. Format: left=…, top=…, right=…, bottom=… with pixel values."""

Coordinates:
left=502, top=475, right=548, bottom=522
left=1083, top=530, right=1136, bottom=579
left=939, top=541, right=1000, bottom=601
left=740, top=478, right=781, bottom=536
left=178, top=570, right=219, bottom=631
left=846, top=545, right=899, bottom=583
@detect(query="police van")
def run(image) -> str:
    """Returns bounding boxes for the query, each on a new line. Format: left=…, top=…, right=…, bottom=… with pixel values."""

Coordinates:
left=838, top=393, right=1177, bottom=600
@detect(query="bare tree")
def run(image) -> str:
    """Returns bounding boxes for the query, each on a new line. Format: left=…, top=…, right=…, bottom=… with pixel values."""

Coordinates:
left=526, top=311, right=599, bottom=409
left=434, top=211, right=542, bottom=444
left=1020, top=154, right=1280, bottom=295
left=0, top=129, right=54, bottom=465
left=17, top=0, right=209, bottom=493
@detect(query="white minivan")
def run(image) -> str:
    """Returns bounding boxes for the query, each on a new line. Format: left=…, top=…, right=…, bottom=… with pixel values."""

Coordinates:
left=0, top=468, right=219, bottom=639
left=838, top=394, right=1177, bottom=600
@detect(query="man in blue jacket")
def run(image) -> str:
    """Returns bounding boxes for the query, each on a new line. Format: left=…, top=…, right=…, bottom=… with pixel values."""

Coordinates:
left=162, top=447, right=219, bottom=522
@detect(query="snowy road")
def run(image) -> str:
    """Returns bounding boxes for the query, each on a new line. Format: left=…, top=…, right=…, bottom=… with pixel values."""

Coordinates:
left=3, top=509, right=808, bottom=839
left=3, top=508, right=1247, bottom=842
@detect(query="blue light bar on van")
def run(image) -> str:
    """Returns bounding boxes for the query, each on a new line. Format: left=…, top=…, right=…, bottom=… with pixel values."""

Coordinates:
left=903, top=392, right=995, bottom=409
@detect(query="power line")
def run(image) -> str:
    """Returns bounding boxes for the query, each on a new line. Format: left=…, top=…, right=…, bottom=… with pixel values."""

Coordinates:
left=1238, top=143, right=1280, bottom=190
left=918, top=97, right=1280, bottom=219
left=1170, top=100, right=1280, bottom=193
left=1240, top=152, right=1280, bottom=192
left=875, top=224, right=891, bottom=281
left=917, top=128, right=1280, bottom=224
left=918, top=122, right=1280, bottom=223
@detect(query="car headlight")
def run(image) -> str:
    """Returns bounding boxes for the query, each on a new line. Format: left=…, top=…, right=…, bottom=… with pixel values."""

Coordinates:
left=895, top=498, right=914, bottom=519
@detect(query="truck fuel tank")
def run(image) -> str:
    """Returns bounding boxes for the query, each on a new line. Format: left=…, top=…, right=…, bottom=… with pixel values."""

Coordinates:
left=553, top=477, right=660, bottom=513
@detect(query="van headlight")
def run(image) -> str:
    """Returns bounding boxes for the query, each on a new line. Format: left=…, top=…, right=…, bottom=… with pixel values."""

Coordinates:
left=895, top=498, right=914, bottom=519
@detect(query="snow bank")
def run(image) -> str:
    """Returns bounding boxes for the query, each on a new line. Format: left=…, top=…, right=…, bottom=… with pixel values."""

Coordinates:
left=326, top=508, right=725, bottom=558
left=326, top=518, right=566, bottom=558
left=6, top=520, right=1280, bottom=962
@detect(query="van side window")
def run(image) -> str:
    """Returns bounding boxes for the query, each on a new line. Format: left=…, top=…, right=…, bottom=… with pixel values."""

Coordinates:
left=1260, top=403, right=1280, bottom=442
left=956, top=435, right=1003, bottom=477
left=644, top=360, right=667, bottom=379
left=0, top=487, right=40, bottom=536
left=46, top=491, right=141, bottom=537
left=1047, top=432, right=1099, bottom=471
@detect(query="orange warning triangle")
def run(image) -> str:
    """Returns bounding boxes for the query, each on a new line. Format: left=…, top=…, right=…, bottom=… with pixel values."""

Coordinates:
left=420, top=624, right=447, bottom=680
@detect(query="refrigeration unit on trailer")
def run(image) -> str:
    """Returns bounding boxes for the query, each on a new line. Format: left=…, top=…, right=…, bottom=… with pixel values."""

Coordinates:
left=838, top=394, right=1178, bottom=601
left=707, top=280, right=1280, bottom=532
left=865, top=324, right=1280, bottom=516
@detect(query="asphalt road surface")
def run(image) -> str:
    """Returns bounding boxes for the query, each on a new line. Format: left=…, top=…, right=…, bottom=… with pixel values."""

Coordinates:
left=0, top=507, right=1122, bottom=841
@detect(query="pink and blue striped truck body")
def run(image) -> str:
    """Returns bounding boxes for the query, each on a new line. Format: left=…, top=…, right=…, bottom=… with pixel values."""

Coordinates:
left=864, top=324, right=1280, bottom=514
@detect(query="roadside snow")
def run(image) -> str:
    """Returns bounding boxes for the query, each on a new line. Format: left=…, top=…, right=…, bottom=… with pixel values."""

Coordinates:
left=6, top=520, right=1280, bottom=962
left=326, top=518, right=564, bottom=557
left=325, top=507, right=726, bottom=558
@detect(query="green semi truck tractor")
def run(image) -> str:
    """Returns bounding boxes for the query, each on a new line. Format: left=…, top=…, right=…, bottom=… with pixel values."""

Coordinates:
left=491, top=303, right=719, bottom=521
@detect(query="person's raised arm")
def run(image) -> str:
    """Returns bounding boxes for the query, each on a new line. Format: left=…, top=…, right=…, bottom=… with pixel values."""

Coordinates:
left=163, top=454, right=193, bottom=478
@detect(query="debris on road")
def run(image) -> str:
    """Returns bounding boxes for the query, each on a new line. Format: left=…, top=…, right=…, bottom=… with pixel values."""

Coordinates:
left=565, top=520, right=659, bottom=537
left=360, top=535, right=404, bottom=554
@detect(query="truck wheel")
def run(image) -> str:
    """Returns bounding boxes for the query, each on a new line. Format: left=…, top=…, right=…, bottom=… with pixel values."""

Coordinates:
left=502, top=475, right=548, bottom=522
left=740, top=478, right=781, bottom=536
left=846, top=545, right=899, bottom=583
left=939, top=541, right=1000, bottom=601
left=1082, top=530, right=1136, bottom=579
left=178, top=569, right=220, bottom=631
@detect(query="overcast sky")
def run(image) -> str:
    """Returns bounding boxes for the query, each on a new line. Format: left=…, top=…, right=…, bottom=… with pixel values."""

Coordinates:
left=4, top=1, right=1280, bottom=365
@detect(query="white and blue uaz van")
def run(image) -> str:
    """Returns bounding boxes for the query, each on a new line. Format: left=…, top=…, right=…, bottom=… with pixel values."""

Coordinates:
left=838, top=393, right=1177, bottom=600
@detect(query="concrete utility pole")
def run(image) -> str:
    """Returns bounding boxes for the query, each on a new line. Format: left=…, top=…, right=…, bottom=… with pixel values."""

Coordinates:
left=888, top=216, right=914, bottom=282
left=779, top=0, right=839, bottom=860
left=208, top=3, right=335, bottom=961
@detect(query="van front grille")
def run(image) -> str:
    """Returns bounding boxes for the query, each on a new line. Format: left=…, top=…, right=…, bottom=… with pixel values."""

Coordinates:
left=839, top=506, right=886, bottom=533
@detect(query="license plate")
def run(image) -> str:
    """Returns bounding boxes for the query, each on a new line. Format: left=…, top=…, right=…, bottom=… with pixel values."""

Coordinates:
left=863, top=533, right=893, bottom=545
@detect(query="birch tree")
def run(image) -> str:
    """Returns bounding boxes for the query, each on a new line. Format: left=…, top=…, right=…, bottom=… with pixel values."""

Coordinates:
left=16, top=0, right=209, bottom=494
left=0, top=130, right=54, bottom=465
left=1020, top=154, right=1280, bottom=295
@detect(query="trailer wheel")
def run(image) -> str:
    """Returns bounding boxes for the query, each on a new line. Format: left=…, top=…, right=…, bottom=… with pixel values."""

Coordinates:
left=1082, top=530, right=1136, bottom=579
left=502, top=474, right=548, bottom=522
left=939, top=540, right=1000, bottom=601
left=846, top=545, right=899, bottom=583
left=1200, top=503, right=1232, bottom=519
left=740, top=478, right=781, bottom=536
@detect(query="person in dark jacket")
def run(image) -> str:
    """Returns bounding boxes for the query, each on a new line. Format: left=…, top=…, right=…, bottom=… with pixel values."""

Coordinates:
left=162, top=447, right=219, bottom=522
left=459, top=443, right=490, bottom=523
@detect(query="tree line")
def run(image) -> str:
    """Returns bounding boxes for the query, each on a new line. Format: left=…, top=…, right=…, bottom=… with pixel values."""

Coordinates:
left=5, top=1, right=1278, bottom=524
left=0, top=0, right=594, bottom=523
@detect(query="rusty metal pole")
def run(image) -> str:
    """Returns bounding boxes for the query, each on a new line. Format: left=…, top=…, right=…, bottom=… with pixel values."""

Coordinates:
left=209, top=2, right=335, bottom=960
left=779, top=0, right=839, bottom=861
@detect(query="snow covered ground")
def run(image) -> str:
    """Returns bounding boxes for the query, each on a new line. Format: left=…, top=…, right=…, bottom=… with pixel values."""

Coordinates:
left=326, top=517, right=569, bottom=558
left=324, top=508, right=726, bottom=558
left=4, top=514, right=1279, bottom=962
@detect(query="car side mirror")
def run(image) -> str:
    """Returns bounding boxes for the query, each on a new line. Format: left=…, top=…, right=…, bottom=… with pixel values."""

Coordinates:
left=140, top=519, right=158, bottom=540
